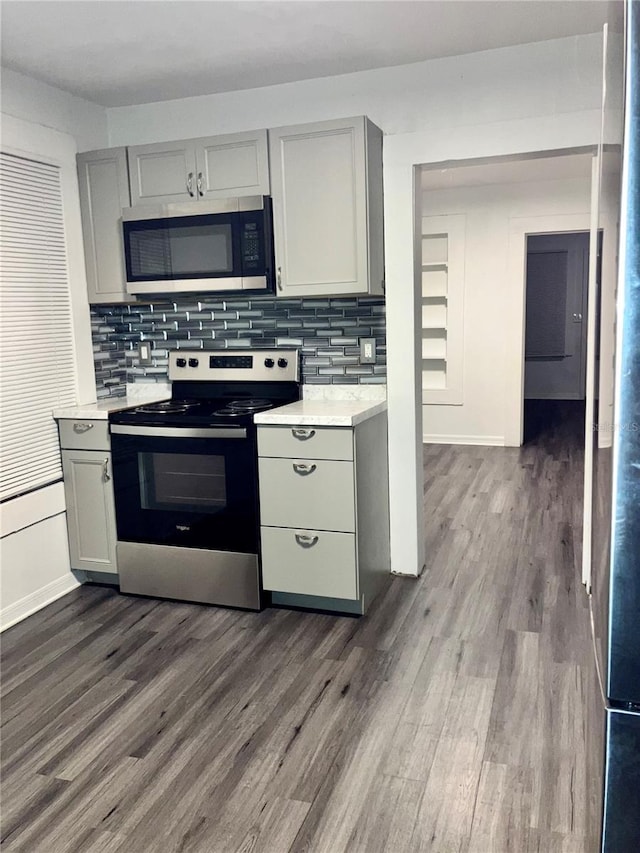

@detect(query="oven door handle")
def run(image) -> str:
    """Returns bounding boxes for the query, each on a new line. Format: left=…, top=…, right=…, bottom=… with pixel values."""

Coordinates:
left=110, top=425, right=247, bottom=439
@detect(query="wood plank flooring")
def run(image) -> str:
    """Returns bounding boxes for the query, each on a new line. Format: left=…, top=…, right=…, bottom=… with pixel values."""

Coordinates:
left=1, top=405, right=600, bottom=852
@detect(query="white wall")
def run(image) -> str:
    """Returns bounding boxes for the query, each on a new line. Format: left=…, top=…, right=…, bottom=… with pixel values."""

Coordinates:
left=1, top=66, right=108, bottom=151
left=421, top=173, right=593, bottom=445
left=0, top=83, right=106, bottom=627
left=106, top=34, right=604, bottom=146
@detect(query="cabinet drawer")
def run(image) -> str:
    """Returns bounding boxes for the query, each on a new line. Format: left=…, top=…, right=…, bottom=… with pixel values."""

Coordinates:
left=259, top=458, right=355, bottom=532
left=261, top=527, right=357, bottom=600
left=58, top=419, right=110, bottom=451
left=257, top=425, right=353, bottom=460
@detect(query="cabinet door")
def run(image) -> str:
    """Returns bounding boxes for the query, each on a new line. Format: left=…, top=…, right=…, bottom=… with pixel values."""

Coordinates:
left=62, top=450, right=118, bottom=574
left=261, top=527, right=358, bottom=599
left=77, top=148, right=132, bottom=304
left=269, top=116, right=372, bottom=297
left=258, top=457, right=355, bottom=532
left=127, top=140, right=197, bottom=205
left=195, top=130, right=269, bottom=199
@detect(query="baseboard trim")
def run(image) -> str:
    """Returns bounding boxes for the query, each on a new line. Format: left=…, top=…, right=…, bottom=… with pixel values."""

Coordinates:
left=423, top=434, right=505, bottom=447
left=0, top=574, right=81, bottom=632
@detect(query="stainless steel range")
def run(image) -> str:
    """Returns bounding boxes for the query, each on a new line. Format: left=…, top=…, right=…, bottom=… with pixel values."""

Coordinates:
left=108, top=350, right=300, bottom=609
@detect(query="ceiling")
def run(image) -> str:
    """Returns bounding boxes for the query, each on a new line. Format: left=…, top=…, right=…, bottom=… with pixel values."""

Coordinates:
left=0, top=1, right=623, bottom=108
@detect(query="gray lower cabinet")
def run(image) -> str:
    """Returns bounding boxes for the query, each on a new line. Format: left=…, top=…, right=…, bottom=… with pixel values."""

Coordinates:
left=77, top=147, right=132, bottom=304
left=59, top=419, right=118, bottom=575
left=268, top=116, right=384, bottom=298
left=257, top=415, right=390, bottom=614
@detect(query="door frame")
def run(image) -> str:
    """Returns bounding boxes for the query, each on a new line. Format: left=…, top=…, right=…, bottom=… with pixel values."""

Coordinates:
left=504, top=211, right=594, bottom=446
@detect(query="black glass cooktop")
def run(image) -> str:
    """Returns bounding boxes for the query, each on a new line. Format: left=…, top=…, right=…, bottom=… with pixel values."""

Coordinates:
left=110, top=395, right=293, bottom=429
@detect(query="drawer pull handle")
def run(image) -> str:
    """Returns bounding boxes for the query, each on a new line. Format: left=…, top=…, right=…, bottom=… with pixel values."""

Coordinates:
left=73, top=422, right=94, bottom=434
left=293, top=462, right=316, bottom=476
left=292, top=428, right=316, bottom=441
left=295, top=533, right=319, bottom=548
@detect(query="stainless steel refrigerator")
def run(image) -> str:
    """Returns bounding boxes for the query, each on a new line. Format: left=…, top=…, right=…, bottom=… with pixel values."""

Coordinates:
left=590, top=2, right=640, bottom=849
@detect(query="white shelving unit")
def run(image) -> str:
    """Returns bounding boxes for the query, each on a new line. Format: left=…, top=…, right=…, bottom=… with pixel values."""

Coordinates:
left=420, top=215, right=465, bottom=406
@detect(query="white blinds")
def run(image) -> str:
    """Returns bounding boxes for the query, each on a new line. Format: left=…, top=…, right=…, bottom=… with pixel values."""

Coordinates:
left=0, top=152, right=78, bottom=501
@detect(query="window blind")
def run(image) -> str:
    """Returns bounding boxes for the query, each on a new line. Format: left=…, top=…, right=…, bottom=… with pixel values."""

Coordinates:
left=0, top=152, right=78, bottom=501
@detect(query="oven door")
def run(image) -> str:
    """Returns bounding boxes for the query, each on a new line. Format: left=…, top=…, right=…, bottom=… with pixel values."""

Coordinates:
left=110, top=425, right=258, bottom=554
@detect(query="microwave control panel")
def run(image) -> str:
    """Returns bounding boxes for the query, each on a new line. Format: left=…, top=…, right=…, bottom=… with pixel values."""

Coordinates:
left=240, top=214, right=265, bottom=274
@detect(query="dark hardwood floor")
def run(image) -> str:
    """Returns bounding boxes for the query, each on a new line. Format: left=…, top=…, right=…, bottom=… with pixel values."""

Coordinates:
left=1, top=408, right=599, bottom=852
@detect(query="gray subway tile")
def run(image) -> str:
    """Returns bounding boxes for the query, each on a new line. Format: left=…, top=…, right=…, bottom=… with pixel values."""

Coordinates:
left=276, top=337, right=304, bottom=346
left=225, top=338, right=253, bottom=348
left=303, top=356, right=332, bottom=366
left=275, top=319, right=304, bottom=329
left=329, top=355, right=360, bottom=365
left=302, top=320, right=331, bottom=330
left=303, top=375, right=331, bottom=385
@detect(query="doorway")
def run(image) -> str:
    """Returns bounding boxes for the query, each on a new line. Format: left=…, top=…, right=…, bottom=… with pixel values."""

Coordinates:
left=524, top=232, right=590, bottom=401
left=523, top=231, right=590, bottom=444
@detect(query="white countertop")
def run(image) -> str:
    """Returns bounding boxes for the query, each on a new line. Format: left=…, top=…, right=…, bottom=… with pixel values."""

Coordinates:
left=53, top=393, right=169, bottom=421
left=254, top=399, right=387, bottom=427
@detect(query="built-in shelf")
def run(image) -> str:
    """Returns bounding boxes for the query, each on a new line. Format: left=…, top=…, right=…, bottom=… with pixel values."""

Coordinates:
left=422, top=234, right=448, bottom=265
left=422, top=268, right=448, bottom=298
left=422, top=302, right=447, bottom=328
left=422, top=337, right=447, bottom=360
left=422, top=357, right=447, bottom=391
left=420, top=214, right=465, bottom=405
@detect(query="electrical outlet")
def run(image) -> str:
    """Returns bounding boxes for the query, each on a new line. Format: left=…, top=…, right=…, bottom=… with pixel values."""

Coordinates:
left=360, top=337, right=376, bottom=364
left=138, top=341, right=152, bottom=365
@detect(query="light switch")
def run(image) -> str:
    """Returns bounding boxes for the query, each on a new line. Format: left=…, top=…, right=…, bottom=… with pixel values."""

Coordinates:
left=360, top=337, right=376, bottom=364
left=138, top=341, right=152, bottom=365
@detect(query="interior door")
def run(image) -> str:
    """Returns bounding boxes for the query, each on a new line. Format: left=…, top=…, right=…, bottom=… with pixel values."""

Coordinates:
left=524, top=232, right=590, bottom=400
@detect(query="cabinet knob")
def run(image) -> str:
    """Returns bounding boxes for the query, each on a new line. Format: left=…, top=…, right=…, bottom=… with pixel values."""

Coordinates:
left=295, top=533, right=319, bottom=548
left=292, top=462, right=316, bottom=476
left=292, top=428, right=315, bottom=440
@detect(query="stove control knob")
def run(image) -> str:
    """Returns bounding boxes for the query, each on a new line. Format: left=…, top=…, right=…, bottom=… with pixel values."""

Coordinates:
left=264, top=358, right=275, bottom=368
left=176, top=358, right=187, bottom=368
left=188, top=358, right=199, bottom=368
left=277, top=358, right=288, bottom=369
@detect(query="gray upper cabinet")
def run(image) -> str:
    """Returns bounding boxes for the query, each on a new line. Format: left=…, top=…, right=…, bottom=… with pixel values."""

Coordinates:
left=269, top=116, right=384, bottom=298
left=77, top=148, right=132, bottom=304
left=128, top=140, right=197, bottom=205
left=127, top=131, right=270, bottom=206
left=195, top=131, right=270, bottom=199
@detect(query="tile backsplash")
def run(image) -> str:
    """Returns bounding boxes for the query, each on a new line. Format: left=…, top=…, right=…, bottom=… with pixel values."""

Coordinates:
left=91, top=295, right=386, bottom=398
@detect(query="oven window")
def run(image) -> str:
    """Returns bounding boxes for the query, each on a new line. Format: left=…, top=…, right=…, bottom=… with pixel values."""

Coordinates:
left=128, top=223, right=233, bottom=278
left=139, top=452, right=227, bottom=513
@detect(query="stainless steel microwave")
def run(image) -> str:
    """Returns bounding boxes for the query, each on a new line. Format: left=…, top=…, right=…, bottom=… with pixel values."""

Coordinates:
left=121, top=195, right=274, bottom=295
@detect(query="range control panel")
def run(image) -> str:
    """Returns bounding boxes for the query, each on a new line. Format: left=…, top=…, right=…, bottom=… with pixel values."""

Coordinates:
left=169, top=349, right=299, bottom=383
